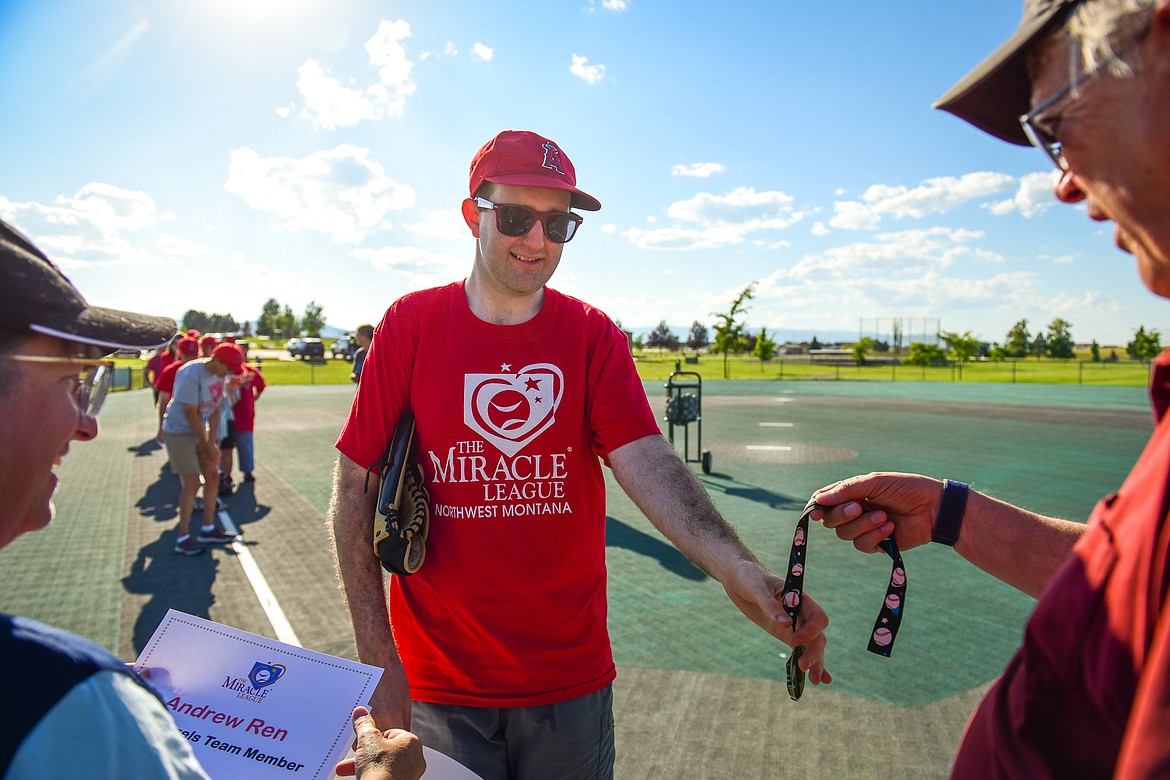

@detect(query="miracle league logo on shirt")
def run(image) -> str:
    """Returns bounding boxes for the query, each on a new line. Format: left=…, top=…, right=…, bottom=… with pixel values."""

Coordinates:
left=428, top=363, right=571, bottom=521
left=221, top=661, right=287, bottom=703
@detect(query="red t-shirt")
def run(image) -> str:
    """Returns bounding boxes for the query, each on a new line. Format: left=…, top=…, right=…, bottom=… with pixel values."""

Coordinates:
left=153, top=360, right=183, bottom=395
left=232, top=365, right=265, bottom=432
left=144, top=351, right=174, bottom=385
left=952, top=350, right=1170, bottom=778
left=336, top=282, right=660, bottom=708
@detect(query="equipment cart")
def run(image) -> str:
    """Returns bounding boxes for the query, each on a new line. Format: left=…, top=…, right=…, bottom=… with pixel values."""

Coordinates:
left=664, top=362, right=712, bottom=474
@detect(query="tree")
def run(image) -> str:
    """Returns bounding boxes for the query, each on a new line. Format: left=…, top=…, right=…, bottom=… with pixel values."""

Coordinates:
left=1005, top=319, right=1031, bottom=358
left=851, top=337, right=874, bottom=364
left=646, top=320, right=680, bottom=350
left=1127, top=326, right=1163, bottom=362
left=1030, top=333, right=1048, bottom=359
left=1090, top=339, right=1101, bottom=362
left=181, top=310, right=210, bottom=333
left=809, top=335, right=822, bottom=351
left=687, top=321, right=710, bottom=351
left=752, top=327, right=776, bottom=368
left=278, top=305, right=298, bottom=340
left=940, top=330, right=981, bottom=363
left=302, top=300, right=326, bottom=337
left=903, top=342, right=948, bottom=366
left=207, top=313, right=240, bottom=333
left=1045, top=318, right=1075, bottom=359
left=258, top=298, right=281, bottom=337
left=711, top=282, right=756, bottom=379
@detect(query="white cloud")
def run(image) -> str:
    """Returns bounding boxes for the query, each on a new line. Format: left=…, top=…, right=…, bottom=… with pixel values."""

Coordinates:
left=0, top=186, right=190, bottom=270
left=471, top=43, right=494, bottom=62
left=224, top=144, right=416, bottom=244
left=402, top=208, right=468, bottom=241
left=623, top=187, right=804, bottom=251
left=603, top=0, right=629, bottom=9
left=570, top=54, right=606, bottom=84
left=294, top=19, right=416, bottom=129
left=811, top=221, right=830, bottom=236
left=295, top=60, right=379, bottom=130
left=986, top=170, right=1060, bottom=218
left=364, top=19, right=417, bottom=117
left=829, top=172, right=1016, bottom=230
left=349, top=245, right=466, bottom=289
left=671, top=162, right=725, bottom=178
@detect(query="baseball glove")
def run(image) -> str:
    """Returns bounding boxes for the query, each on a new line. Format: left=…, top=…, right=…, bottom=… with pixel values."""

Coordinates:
left=368, top=411, right=430, bottom=576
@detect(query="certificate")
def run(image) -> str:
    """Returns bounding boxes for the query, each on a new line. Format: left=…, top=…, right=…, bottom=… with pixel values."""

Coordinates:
left=135, top=609, right=382, bottom=780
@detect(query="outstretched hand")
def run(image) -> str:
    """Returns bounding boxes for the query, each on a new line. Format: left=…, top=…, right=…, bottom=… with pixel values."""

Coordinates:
left=335, top=706, right=425, bottom=780
left=722, top=559, right=833, bottom=686
left=811, top=472, right=943, bottom=554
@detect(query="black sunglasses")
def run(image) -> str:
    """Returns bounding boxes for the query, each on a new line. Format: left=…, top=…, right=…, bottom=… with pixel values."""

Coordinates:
left=475, top=197, right=583, bottom=244
left=782, top=496, right=907, bottom=701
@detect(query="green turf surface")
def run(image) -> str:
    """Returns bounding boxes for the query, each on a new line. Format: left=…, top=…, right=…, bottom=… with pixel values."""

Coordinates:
left=0, top=380, right=1150, bottom=726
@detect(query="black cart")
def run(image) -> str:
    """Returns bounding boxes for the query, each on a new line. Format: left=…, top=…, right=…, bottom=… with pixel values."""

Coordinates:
left=664, top=362, right=712, bottom=474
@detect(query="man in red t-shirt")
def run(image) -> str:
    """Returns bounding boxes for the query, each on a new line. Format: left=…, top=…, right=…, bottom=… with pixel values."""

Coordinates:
left=330, top=130, right=831, bottom=780
left=154, top=336, right=199, bottom=444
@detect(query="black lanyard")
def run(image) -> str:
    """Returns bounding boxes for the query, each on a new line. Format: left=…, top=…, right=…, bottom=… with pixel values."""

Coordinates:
left=782, top=496, right=907, bottom=700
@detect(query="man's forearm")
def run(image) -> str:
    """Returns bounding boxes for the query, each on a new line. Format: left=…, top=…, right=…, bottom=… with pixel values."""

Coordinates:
left=328, top=456, right=402, bottom=670
left=609, top=434, right=751, bottom=580
left=957, top=490, right=1085, bottom=598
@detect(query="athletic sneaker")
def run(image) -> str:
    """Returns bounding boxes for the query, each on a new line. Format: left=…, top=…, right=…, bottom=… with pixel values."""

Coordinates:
left=243, top=472, right=255, bottom=482
left=218, top=477, right=234, bottom=497
left=174, top=537, right=205, bottom=556
left=196, top=527, right=236, bottom=544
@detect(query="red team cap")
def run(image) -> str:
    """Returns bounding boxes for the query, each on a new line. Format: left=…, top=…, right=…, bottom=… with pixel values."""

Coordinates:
left=186, top=329, right=200, bottom=338
left=176, top=337, right=200, bottom=357
left=211, top=343, right=244, bottom=374
left=200, top=334, right=218, bottom=349
left=468, top=130, right=601, bottom=212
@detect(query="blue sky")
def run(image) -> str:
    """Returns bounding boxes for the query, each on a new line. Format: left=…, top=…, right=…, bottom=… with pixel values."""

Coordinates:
left=2, top=0, right=1166, bottom=346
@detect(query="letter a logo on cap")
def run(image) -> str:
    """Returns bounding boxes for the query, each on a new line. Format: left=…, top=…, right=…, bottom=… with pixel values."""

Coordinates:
left=541, top=141, right=565, bottom=176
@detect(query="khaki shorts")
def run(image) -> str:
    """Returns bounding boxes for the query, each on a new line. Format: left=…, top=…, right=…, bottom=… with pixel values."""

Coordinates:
left=164, top=433, right=216, bottom=475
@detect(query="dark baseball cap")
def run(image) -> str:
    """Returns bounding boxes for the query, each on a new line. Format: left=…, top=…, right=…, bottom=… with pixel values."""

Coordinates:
left=934, top=0, right=1083, bottom=146
left=469, top=130, right=601, bottom=212
left=0, top=218, right=176, bottom=350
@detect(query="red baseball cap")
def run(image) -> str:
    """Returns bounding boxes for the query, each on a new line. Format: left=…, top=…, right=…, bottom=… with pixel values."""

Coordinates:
left=211, top=343, right=244, bottom=375
left=176, top=337, right=200, bottom=357
left=469, top=130, right=601, bottom=212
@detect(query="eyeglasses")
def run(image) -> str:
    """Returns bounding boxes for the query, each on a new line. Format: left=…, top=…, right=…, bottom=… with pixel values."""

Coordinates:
left=1020, top=27, right=1148, bottom=170
left=782, top=496, right=907, bottom=701
left=2, top=355, right=115, bottom=419
left=474, top=197, right=583, bottom=244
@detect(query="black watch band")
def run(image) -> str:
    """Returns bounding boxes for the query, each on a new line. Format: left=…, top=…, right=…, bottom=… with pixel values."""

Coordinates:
left=931, top=479, right=969, bottom=547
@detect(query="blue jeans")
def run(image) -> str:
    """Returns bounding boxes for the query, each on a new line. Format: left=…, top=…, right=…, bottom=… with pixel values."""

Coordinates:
left=235, top=431, right=254, bottom=473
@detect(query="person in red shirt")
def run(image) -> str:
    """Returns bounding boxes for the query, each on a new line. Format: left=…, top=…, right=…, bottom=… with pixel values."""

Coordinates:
left=226, top=354, right=265, bottom=483
left=154, top=336, right=199, bottom=444
left=813, top=1, right=1170, bottom=776
left=143, top=336, right=177, bottom=406
left=329, top=130, right=831, bottom=780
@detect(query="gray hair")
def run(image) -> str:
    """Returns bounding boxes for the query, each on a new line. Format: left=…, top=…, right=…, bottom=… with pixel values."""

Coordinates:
left=1068, top=0, right=1155, bottom=78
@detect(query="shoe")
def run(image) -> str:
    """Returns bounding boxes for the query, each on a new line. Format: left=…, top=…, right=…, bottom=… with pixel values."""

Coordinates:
left=197, top=527, right=236, bottom=544
left=243, top=472, right=255, bottom=482
left=218, top=478, right=234, bottom=497
left=174, top=537, right=205, bottom=556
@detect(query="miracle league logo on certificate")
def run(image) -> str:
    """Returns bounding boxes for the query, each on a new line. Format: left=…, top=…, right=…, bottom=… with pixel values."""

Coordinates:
left=223, top=661, right=287, bottom=703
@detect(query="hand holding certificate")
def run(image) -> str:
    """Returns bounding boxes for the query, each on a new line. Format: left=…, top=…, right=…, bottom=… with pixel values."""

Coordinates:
left=135, top=610, right=383, bottom=780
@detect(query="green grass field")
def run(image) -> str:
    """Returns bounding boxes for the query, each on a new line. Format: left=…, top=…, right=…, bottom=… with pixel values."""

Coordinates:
left=110, top=350, right=1155, bottom=392
left=634, top=351, right=1153, bottom=386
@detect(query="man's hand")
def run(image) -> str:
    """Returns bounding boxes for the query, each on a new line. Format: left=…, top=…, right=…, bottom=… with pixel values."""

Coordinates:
left=335, top=706, right=425, bottom=780
left=812, top=472, right=942, bottom=554
left=722, top=559, right=832, bottom=685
